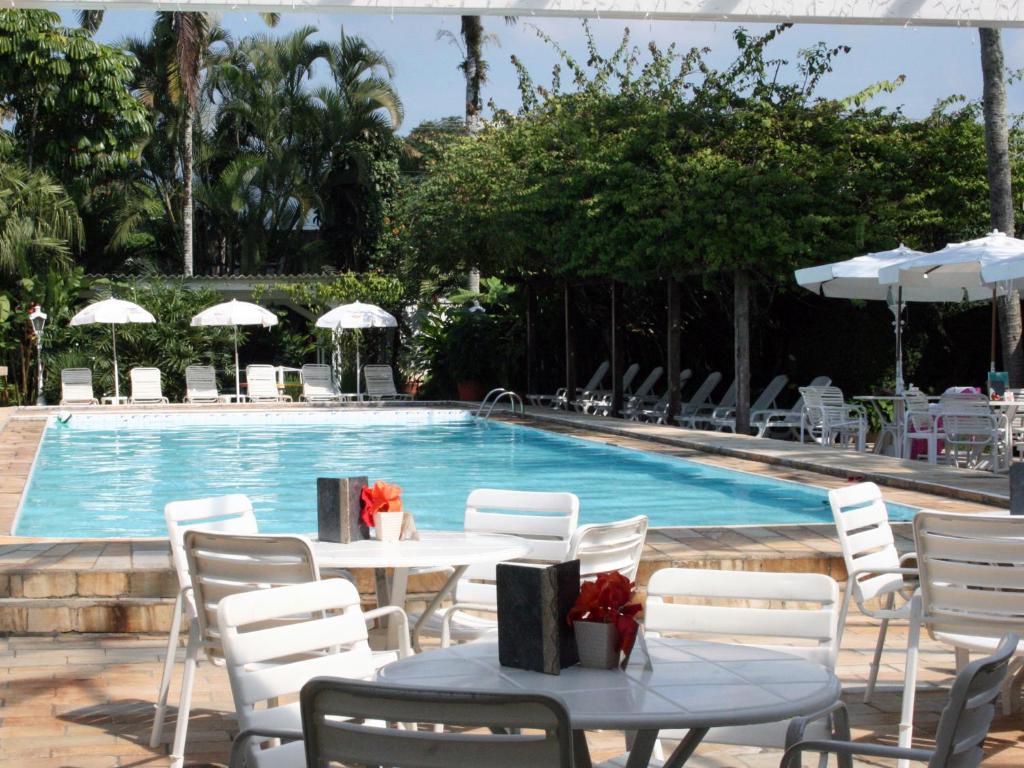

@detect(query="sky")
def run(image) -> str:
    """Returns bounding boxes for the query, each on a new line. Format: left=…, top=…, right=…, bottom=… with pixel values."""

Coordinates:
left=63, top=10, right=1024, bottom=134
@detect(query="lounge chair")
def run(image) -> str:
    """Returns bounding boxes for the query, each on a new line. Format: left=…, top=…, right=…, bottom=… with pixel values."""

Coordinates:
left=709, top=374, right=789, bottom=432
left=573, top=363, right=640, bottom=413
left=676, top=377, right=736, bottom=429
left=627, top=369, right=694, bottom=421
left=300, top=363, right=344, bottom=403
left=183, top=365, right=225, bottom=404
left=655, top=371, right=721, bottom=426
left=245, top=364, right=292, bottom=402
left=60, top=368, right=98, bottom=405
left=129, top=367, right=169, bottom=405
left=750, top=375, right=831, bottom=437
left=527, top=360, right=609, bottom=410
left=597, top=367, right=663, bottom=418
left=363, top=364, right=412, bottom=400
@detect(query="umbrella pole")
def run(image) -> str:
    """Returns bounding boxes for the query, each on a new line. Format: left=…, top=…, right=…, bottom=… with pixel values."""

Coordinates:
left=991, top=286, right=998, bottom=373
left=112, top=324, right=120, bottom=401
left=234, top=326, right=241, bottom=399
left=355, top=335, right=361, bottom=401
left=894, top=288, right=905, bottom=395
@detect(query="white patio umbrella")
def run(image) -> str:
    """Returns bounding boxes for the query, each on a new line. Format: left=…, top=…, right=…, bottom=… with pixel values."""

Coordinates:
left=190, top=299, right=278, bottom=399
left=795, top=245, right=930, bottom=394
left=69, top=298, right=156, bottom=401
left=878, top=230, right=1024, bottom=371
left=315, top=301, right=397, bottom=399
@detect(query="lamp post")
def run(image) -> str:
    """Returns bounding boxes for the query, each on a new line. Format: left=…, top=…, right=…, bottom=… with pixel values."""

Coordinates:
left=28, top=306, right=47, bottom=406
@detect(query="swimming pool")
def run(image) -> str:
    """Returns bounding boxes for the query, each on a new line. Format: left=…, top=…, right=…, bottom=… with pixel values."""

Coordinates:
left=15, top=410, right=915, bottom=537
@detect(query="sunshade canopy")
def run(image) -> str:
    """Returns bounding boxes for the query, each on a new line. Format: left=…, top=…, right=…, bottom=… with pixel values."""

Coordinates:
left=190, top=299, right=278, bottom=328
left=316, top=302, right=397, bottom=330
left=795, top=245, right=927, bottom=301
left=69, top=298, right=156, bottom=326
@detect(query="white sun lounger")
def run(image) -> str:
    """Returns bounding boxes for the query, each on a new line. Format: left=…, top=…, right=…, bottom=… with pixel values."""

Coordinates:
left=751, top=375, right=831, bottom=437
left=609, top=367, right=663, bottom=418
left=666, top=371, right=722, bottom=427
left=184, top=365, right=227, bottom=404
left=527, top=360, right=609, bottom=410
left=677, top=377, right=737, bottom=429
left=245, top=365, right=292, bottom=402
left=363, top=364, right=412, bottom=400
left=60, top=368, right=98, bottom=405
left=129, top=367, right=169, bottom=405
left=633, top=369, right=696, bottom=422
left=300, top=364, right=344, bottom=403
left=573, top=363, right=640, bottom=413
left=710, top=374, right=790, bottom=433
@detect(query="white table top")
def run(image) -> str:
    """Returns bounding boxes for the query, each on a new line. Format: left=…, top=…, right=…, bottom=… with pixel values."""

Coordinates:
left=378, top=637, right=841, bottom=731
left=312, top=530, right=531, bottom=570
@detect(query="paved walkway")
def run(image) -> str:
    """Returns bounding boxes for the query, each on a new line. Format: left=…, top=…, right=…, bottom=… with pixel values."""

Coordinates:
left=1, top=616, right=1022, bottom=767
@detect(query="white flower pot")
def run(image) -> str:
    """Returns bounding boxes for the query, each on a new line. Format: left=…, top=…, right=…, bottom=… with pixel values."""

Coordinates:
left=574, top=620, right=620, bottom=669
left=374, top=511, right=404, bottom=542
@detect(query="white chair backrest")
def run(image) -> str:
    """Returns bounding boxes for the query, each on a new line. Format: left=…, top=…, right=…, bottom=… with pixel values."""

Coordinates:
left=905, top=387, right=934, bottom=430
left=628, top=368, right=663, bottom=402
left=60, top=368, right=95, bottom=403
left=620, top=363, right=641, bottom=393
left=939, top=394, right=996, bottom=439
left=914, top=511, right=1024, bottom=641
left=245, top=365, right=279, bottom=399
left=645, top=568, right=842, bottom=668
left=784, top=376, right=831, bottom=415
left=302, top=364, right=339, bottom=398
left=828, top=482, right=904, bottom=604
left=130, top=367, right=164, bottom=401
left=684, top=372, right=722, bottom=408
left=185, top=365, right=219, bottom=401
left=583, top=361, right=610, bottom=392
left=750, top=374, right=789, bottom=412
left=164, top=495, right=258, bottom=591
left=185, top=530, right=319, bottom=660
left=217, top=579, right=376, bottom=745
left=363, top=364, right=399, bottom=396
left=716, top=378, right=737, bottom=408
left=645, top=369, right=692, bottom=412
left=458, top=489, right=579, bottom=604
left=567, top=515, right=648, bottom=581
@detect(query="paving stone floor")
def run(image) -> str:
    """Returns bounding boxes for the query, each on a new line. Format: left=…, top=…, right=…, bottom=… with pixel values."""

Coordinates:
left=1, top=615, right=1023, bottom=767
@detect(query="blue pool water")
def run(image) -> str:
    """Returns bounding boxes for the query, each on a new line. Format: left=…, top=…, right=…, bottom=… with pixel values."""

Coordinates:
left=16, top=410, right=916, bottom=538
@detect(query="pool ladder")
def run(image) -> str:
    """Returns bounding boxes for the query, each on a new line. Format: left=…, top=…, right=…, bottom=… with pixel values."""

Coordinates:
left=477, top=388, right=525, bottom=419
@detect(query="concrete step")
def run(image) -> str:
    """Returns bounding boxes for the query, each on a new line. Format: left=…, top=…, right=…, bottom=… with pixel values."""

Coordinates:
left=0, top=597, right=173, bottom=633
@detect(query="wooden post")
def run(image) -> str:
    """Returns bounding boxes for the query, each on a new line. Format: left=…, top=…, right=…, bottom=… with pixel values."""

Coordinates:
left=525, top=282, right=536, bottom=396
left=610, top=281, right=624, bottom=417
left=666, top=279, right=682, bottom=423
left=564, top=284, right=576, bottom=405
left=734, top=269, right=751, bottom=435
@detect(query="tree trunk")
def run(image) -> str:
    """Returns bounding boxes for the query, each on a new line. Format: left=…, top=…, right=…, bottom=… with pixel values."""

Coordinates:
left=734, top=270, right=751, bottom=435
left=182, top=101, right=195, bottom=277
left=979, top=27, right=1024, bottom=384
left=461, top=16, right=484, bottom=133
left=666, top=279, right=682, bottom=423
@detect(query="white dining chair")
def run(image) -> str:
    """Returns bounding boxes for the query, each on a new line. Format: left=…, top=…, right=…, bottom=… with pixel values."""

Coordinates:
left=800, top=386, right=867, bottom=451
left=829, top=482, right=918, bottom=703
left=902, top=387, right=943, bottom=463
left=939, top=393, right=1007, bottom=472
left=603, top=567, right=844, bottom=768
left=219, top=578, right=410, bottom=768
left=566, top=515, right=648, bottom=581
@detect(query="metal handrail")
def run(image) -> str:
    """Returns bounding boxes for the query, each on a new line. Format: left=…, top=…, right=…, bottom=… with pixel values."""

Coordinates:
left=476, top=388, right=508, bottom=417
left=482, top=391, right=524, bottom=418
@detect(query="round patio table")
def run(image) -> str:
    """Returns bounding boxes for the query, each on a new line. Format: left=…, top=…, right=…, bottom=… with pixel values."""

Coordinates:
left=313, top=531, right=529, bottom=650
left=378, top=636, right=842, bottom=768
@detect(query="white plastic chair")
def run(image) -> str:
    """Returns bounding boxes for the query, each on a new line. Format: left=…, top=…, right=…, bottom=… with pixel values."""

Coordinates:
left=574, top=363, right=640, bottom=413
left=939, top=393, right=1006, bottom=472
left=589, top=366, right=662, bottom=417
left=711, top=374, right=790, bottom=432
left=129, top=367, right=169, bottom=404
left=528, top=360, right=609, bottom=410
left=183, top=365, right=224, bottom=404
left=363, top=364, right=413, bottom=400
left=902, top=388, right=943, bottom=463
left=800, top=386, right=867, bottom=451
left=218, top=578, right=410, bottom=768
left=426, top=489, right=579, bottom=648
left=751, top=376, right=831, bottom=438
left=60, top=368, right=97, bottom=405
left=246, top=364, right=292, bottom=402
left=567, top=515, right=648, bottom=581
left=604, top=568, right=844, bottom=767
left=300, top=363, right=344, bottom=403
left=898, top=512, right=1024, bottom=762
left=676, top=377, right=736, bottom=429
left=289, top=678, right=575, bottom=768
left=622, top=369, right=689, bottom=420
left=828, top=482, right=918, bottom=703
left=651, top=371, right=721, bottom=425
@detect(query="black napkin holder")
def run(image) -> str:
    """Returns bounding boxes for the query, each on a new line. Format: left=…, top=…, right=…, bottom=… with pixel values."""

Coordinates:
left=317, top=476, right=370, bottom=542
left=497, top=559, right=580, bottom=675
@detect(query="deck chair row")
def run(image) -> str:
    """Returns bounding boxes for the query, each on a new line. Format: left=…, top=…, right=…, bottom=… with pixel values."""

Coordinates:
left=59, top=364, right=409, bottom=405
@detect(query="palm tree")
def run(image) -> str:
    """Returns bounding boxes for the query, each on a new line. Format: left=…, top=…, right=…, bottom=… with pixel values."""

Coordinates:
left=978, top=28, right=1023, bottom=383
left=0, top=162, right=82, bottom=277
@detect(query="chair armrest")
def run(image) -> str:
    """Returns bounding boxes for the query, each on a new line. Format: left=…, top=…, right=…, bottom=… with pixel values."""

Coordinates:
left=847, top=566, right=918, bottom=579
left=229, top=728, right=304, bottom=768
left=363, top=605, right=412, bottom=658
left=899, top=551, right=918, bottom=566
left=440, top=601, right=498, bottom=646
left=780, top=738, right=933, bottom=768
left=784, top=699, right=850, bottom=751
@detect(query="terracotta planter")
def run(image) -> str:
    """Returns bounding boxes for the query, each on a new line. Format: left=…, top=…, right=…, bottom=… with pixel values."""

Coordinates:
left=373, top=511, right=404, bottom=542
left=574, top=620, right=620, bottom=669
left=457, top=380, right=486, bottom=401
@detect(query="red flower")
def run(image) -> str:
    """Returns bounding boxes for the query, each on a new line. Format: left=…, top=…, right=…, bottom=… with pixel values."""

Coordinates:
left=567, top=570, right=643, bottom=656
left=360, top=480, right=403, bottom=527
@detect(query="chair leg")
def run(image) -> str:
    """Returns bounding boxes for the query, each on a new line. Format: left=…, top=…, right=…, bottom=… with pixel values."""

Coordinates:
left=150, top=591, right=184, bottom=747
left=897, top=597, right=922, bottom=768
left=955, top=646, right=969, bottom=672
left=1001, top=658, right=1024, bottom=715
left=169, top=623, right=201, bottom=768
left=865, top=615, right=890, bottom=704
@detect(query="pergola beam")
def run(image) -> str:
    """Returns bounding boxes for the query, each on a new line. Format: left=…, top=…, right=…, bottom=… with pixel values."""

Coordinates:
left=15, top=0, right=1024, bottom=27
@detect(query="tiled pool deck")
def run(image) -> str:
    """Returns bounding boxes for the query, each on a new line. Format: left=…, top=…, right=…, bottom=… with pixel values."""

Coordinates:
left=0, top=403, right=1019, bottom=765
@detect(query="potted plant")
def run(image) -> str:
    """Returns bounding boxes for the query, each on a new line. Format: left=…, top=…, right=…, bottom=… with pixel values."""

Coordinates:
left=360, top=480, right=404, bottom=542
left=567, top=571, right=643, bottom=669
